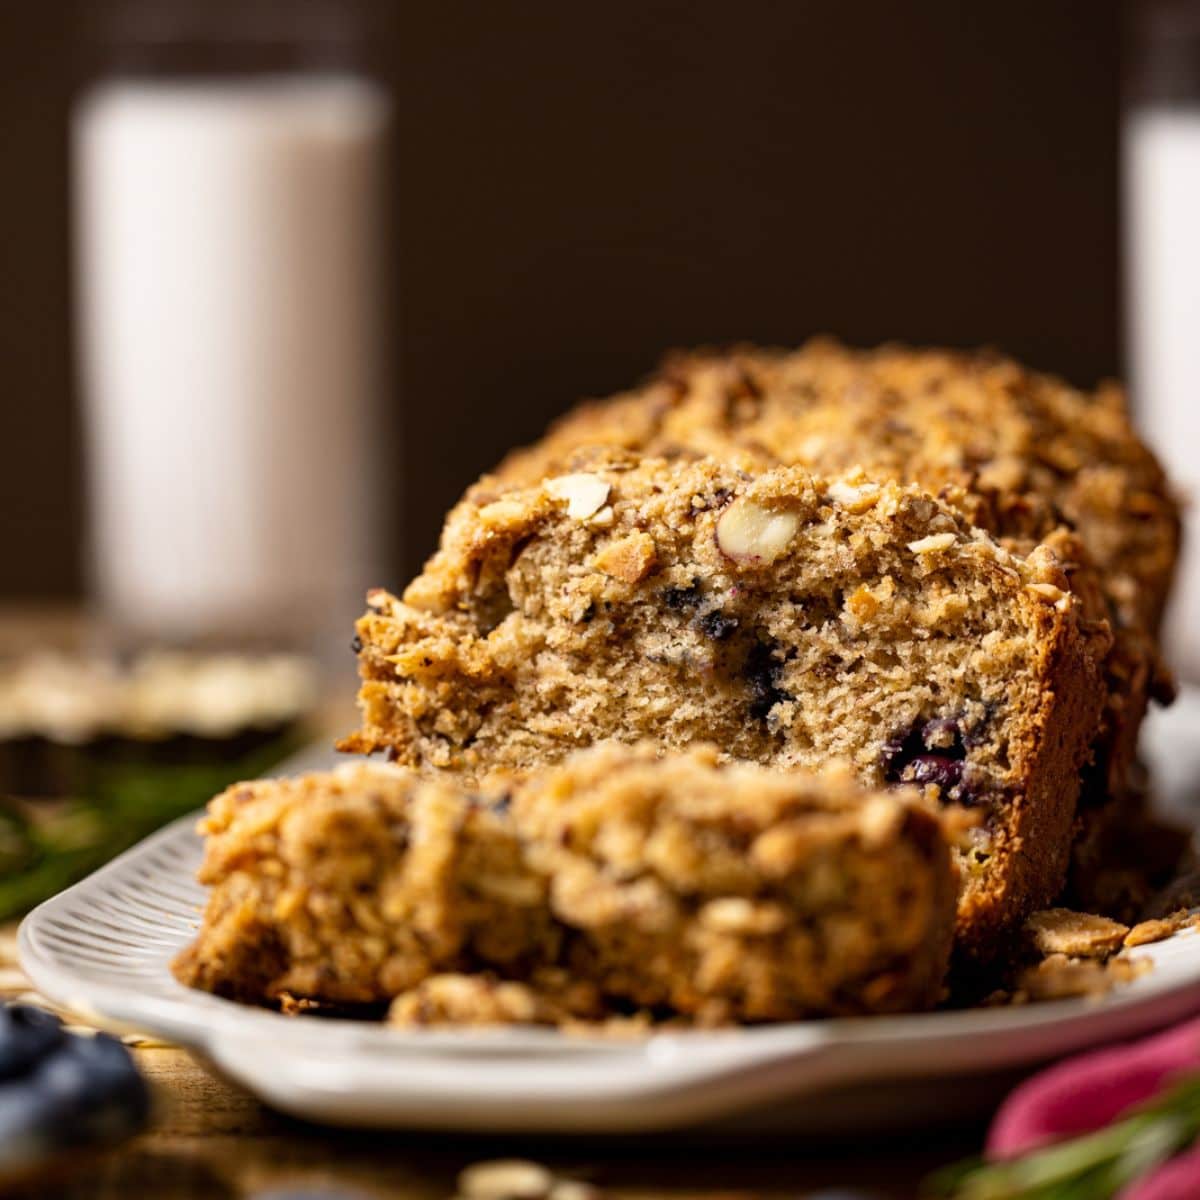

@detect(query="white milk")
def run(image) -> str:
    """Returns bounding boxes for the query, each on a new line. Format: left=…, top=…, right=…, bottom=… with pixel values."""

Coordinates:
left=73, top=76, right=392, bottom=654
left=1125, top=108, right=1200, bottom=680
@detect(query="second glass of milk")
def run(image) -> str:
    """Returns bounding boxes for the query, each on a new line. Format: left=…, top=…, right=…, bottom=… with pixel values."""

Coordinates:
left=1125, top=2, right=1200, bottom=681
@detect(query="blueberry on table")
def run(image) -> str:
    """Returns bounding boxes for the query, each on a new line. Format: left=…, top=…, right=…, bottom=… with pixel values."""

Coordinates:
left=0, top=1004, right=63, bottom=1080
left=0, top=1077, right=66, bottom=1152
left=35, top=1031, right=150, bottom=1138
left=0, top=1006, right=149, bottom=1187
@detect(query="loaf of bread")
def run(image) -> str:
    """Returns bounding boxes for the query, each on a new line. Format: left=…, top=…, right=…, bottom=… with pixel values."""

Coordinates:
left=341, top=453, right=1111, bottom=954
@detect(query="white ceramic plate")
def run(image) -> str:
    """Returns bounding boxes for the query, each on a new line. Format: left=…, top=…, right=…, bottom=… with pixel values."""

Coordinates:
left=18, top=693, right=1200, bottom=1134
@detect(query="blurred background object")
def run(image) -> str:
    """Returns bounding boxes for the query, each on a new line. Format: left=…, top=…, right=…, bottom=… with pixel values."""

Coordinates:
left=0, top=1001, right=150, bottom=1190
left=1125, top=0, right=1200, bottom=682
left=0, top=641, right=315, bottom=919
left=0, top=0, right=1123, bottom=596
left=0, top=0, right=377, bottom=915
left=73, top=0, right=393, bottom=665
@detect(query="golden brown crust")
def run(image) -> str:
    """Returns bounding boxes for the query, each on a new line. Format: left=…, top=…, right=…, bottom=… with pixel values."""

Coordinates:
left=497, top=339, right=1179, bottom=637
left=952, top=587, right=1112, bottom=956
left=171, top=764, right=555, bottom=1006
left=510, top=743, right=957, bottom=1019
left=174, top=746, right=957, bottom=1022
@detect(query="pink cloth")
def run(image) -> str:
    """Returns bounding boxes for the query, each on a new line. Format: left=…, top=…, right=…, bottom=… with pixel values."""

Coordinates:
left=987, top=1018, right=1200, bottom=1196
left=1122, top=1146, right=1200, bottom=1200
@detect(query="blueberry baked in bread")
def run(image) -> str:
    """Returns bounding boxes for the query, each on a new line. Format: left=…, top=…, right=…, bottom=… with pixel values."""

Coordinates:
left=340, top=453, right=1111, bottom=955
left=173, top=745, right=956, bottom=1023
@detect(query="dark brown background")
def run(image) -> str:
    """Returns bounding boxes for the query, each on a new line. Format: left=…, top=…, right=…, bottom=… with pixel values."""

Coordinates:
left=0, top=0, right=1122, bottom=598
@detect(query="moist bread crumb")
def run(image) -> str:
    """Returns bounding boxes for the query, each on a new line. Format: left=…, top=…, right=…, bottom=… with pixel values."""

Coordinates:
left=1023, top=908, right=1130, bottom=959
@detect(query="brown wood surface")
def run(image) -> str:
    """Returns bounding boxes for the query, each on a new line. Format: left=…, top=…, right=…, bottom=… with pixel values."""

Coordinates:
left=1, top=922, right=985, bottom=1200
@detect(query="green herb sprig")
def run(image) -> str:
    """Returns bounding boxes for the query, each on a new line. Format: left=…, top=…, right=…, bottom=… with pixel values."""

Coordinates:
left=926, top=1074, right=1200, bottom=1199
left=0, top=733, right=301, bottom=921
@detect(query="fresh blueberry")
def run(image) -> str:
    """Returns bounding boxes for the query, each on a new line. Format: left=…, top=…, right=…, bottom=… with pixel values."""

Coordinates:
left=0, top=1081, right=62, bottom=1178
left=34, top=1033, right=150, bottom=1140
left=0, top=1019, right=149, bottom=1185
left=0, top=1005, right=63, bottom=1081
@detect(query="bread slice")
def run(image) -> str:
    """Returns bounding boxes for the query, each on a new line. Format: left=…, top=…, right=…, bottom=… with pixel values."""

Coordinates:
left=170, top=764, right=552, bottom=1007
left=496, top=341, right=1177, bottom=807
left=505, top=742, right=956, bottom=1021
left=340, top=453, right=1111, bottom=955
left=173, top=746, right=956, bottom=1023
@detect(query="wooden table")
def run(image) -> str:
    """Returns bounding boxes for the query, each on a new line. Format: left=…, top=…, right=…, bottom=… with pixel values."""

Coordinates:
left=1, top=924, right=986, bottom=1200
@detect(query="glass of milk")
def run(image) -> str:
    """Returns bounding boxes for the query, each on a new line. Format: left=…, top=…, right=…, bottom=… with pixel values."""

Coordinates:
left=72, top=1, right=393, bottom=668
left=1124, top=1, right=1200, bottom=680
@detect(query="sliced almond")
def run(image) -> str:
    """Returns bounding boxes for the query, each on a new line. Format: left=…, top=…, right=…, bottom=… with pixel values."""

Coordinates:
left=1027, top=581, right=1067, bottom=605
left=1125, top=915, right=1189, bottom=947
left=545, top=473, right=610, bottom=521
left=1024, top=908, right=1129, bottom=958
left=907, top=532, right=957, bottom=555
left=827, top=479, right=882, bottom=513
left=715, top=497, right=800, bottom=564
